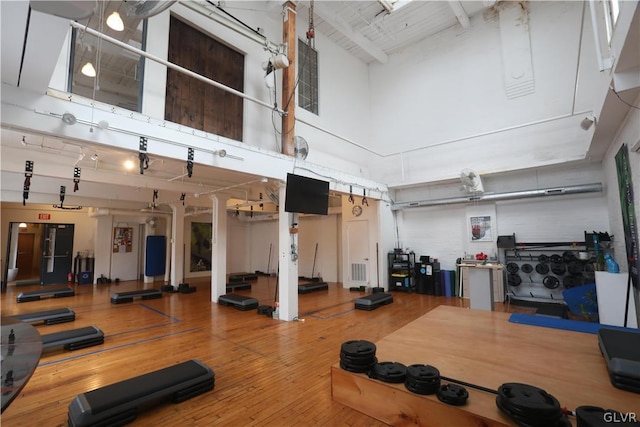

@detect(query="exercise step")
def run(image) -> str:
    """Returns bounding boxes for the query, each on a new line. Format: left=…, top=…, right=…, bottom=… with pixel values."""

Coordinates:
left=16, top=286, right=75, bottom=303
left=68, top=359, right=215, bottom=427
left=12, top=307, right=76, bottom=325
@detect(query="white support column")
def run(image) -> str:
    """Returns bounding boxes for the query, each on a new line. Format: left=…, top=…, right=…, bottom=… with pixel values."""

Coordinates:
left=278, top=185, right=298, bottom=321
left=211, top=195, right=228, bottom=302
left=170, top=204, right=186, bottom=288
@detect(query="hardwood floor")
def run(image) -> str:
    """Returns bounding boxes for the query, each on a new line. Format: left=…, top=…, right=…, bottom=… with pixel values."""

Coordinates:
left=1, top=277, right=533, bottom=426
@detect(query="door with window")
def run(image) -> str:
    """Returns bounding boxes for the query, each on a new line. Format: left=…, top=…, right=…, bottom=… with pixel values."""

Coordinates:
left=40, top=224, right=74, bottom=285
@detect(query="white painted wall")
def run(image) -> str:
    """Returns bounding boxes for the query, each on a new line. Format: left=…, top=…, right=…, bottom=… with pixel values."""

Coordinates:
left=368, top=1, right=602, bottom=185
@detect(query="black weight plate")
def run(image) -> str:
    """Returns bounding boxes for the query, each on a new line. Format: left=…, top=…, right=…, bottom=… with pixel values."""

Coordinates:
left=497, top=383, right=563, bottom=419
left=368, top=361, right=407, bottom=383
left=537, top=254, right=549, bottom=263
left=535, top=263, right=549, bottom=275
left=340, top=340, right=376, bottom=357
left=543, top=276, right=560, bottom=289
left=508, top=274, right=522, bottom=287
left=437, top=383, right=469, bottom=406
left=551, top=263, right=566, bottom=275
left=340, top=354, right=377, bottom=366
left=584, top=263, right=595, bottom=272
left=340, top=357, right=378, bottom=374
left=567, top=261, right=584, bottom=275
left=563, top=251, right=576, bottom=263
left=521, top=263, right=533, bottom=274
left=406, top=364, right=440, bottom=381
left=563, top=274, right=584, bottom=289
left=550, top=254, right=562, bottom=264
left=506, top=262, right=519, bottom=274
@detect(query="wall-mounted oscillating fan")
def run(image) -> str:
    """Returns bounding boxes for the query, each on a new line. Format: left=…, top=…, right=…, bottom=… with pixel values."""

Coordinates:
left=294, top=136, right=309, bottom=160
left=145, top=217, right=158, bottom=230
left=124, top=0, right=177, bottom=18
left=460, top=168, right=484, bottom=193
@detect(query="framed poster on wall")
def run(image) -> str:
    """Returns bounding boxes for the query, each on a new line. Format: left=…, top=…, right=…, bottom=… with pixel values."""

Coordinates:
left=470, top=215, right=493, bottom=242
left=113, top=227, right=133, bottom=253
left=190, top=222, right=212, bottom=272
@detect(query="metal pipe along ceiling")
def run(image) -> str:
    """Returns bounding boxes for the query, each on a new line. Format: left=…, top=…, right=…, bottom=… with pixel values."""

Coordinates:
left=390, top=183, right=603, bottom=210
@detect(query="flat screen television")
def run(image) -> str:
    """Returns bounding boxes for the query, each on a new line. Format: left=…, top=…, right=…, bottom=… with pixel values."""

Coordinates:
left=284, top=173, right=329, bottom=215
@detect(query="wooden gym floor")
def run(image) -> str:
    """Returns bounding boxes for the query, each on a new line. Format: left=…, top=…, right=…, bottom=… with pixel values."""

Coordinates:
left=1, top=277, right=533, bottom=426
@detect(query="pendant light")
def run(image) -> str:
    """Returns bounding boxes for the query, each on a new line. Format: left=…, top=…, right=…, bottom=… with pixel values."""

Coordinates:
left=81, top=62, right=96, bottom=77
left=106, top=11, right=124, bottom=31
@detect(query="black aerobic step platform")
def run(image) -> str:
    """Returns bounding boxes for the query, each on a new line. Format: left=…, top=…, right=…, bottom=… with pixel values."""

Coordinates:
left=218, top=294, right=259, bottom=311
left=228, top=272, right=259, bottom=283
left=354, top=292, right=394, bottom=311
left=226, top=282, right=252, bottom=292
left=16, top=286, right=75, bottom=303
left=13, top=307, right=76, bottom=325
left=111, top=289, right=162, bottom=304
left=298, top=282, right=329, bottom=294
left=42, top=326, right=104, bottom=351
left=67, top=359, right=215, bottom=427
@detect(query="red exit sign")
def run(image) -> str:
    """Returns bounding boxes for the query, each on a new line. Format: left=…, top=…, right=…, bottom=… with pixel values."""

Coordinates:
left=38, top=213, right=51, bottom=220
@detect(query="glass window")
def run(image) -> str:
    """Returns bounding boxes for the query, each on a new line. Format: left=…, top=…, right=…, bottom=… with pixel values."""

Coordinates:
left=603, top=0, right=620, bottom=44
left=298, top=39, right=318, bottom=115
left=69, top=3, right=146, bottom=112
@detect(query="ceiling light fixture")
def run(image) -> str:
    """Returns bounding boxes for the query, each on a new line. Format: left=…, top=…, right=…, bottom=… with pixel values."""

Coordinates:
left=81, top=62, right=97, bottom=77
left=106, top=11, right=124, bottom=31
left=580, top=115, right=596, bottom=130
left=90, top=153, right=99, bottom=161
left=124, top=159, right=135, bottom=170
left=18, top=222, right=27, bottom=228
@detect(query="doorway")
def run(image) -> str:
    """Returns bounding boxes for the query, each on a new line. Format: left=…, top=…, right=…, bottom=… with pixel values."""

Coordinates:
left=4, top=222, right=74, bottom=287
left=346, top=219, right=370, bottom=287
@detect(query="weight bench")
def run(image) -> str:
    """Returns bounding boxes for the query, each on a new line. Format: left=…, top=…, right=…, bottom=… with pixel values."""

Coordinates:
left=226, top=282, right=252, bottom=292
left=218, top=294, right=259, bottom=311
left=228, top=272, right=258, bottom=283
left=13, top=307, right=76, bottom=325
left=354, top=292, right=394, bottom=311
left=110, top=289, right=162, bottom=304
left=16, top=286, right=75, bottom=303
left=298, top=281, right=329, bottom=294
left=42, top=326, right=104, bottom=351
left=67, top=359, right=215, bottom=427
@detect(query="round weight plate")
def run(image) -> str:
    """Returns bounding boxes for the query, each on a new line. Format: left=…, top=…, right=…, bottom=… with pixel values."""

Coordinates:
left=521, top=263, right=533, bottom=274
left=567, top=261, right=584, bottom=275
left=550, top=254, right=562, bottom=264
left=437, top=383, right=469, bottom=406
left=551, top=263, right=566, bottom=275
left=535, top=263, right=549, bottom=275
left=543, top=276, right=560, bottom=289
left=537, top=254, right=549, bottom=263
left=340, top=340, right=376, bottom=358
left=506, top=263, right=519, bottom=274
left=563, top=251, right=576, bottom=263
left=496, top=383, right=563, bottom=422
left=340, top=353, right=377, bottom=366
left=508, top=274, right=522, bottom=287
left=406, top=364, right=440, bottom=381
left=340, top=357, right=377, bottom=374
left=368, top=361, right=407, bottom=383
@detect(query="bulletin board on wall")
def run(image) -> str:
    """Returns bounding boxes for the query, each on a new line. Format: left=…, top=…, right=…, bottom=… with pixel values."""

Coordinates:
left=113, top=227, right=133, bottom=253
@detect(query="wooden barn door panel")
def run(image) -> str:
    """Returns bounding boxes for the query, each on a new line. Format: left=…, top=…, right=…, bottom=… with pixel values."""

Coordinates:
left=166, top=17, right=244, bottom=140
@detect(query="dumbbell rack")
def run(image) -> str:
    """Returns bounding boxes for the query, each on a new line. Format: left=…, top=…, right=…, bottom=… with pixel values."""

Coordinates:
left=502, top=242, right=594, bottom=304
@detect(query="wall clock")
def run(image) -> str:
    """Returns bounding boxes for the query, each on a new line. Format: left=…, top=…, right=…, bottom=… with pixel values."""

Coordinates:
left=352, top=205, right=363, bottom=217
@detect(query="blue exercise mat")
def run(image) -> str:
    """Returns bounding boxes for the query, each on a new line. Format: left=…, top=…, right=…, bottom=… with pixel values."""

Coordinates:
left=508, top=313, right=637, bottom=334
left=145, top=235, right=166, bottom=276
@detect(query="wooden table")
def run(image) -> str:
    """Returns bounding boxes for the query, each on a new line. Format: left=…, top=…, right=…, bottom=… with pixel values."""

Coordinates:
left=331, top=306, right=638, bottom=426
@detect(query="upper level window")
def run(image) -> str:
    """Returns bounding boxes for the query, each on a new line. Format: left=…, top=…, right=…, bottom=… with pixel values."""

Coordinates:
left=603, top=0, right=620, bottom=43
left=69, top=3, right=146, bottom=112
left=298, top=39, right=318, bottom=115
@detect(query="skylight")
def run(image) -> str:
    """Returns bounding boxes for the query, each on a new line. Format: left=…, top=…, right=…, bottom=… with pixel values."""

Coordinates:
left=379, top=0, right=414, bottom=13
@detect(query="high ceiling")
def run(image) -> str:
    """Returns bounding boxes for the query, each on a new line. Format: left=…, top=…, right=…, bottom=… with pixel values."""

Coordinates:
left=3, top=1, right=492, bottom=212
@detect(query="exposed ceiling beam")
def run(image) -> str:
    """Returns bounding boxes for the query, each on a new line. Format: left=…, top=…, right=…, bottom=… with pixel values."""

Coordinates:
left=312, top=2, right=389, bottom=64
left=448, top=1, right=471, bottom=30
